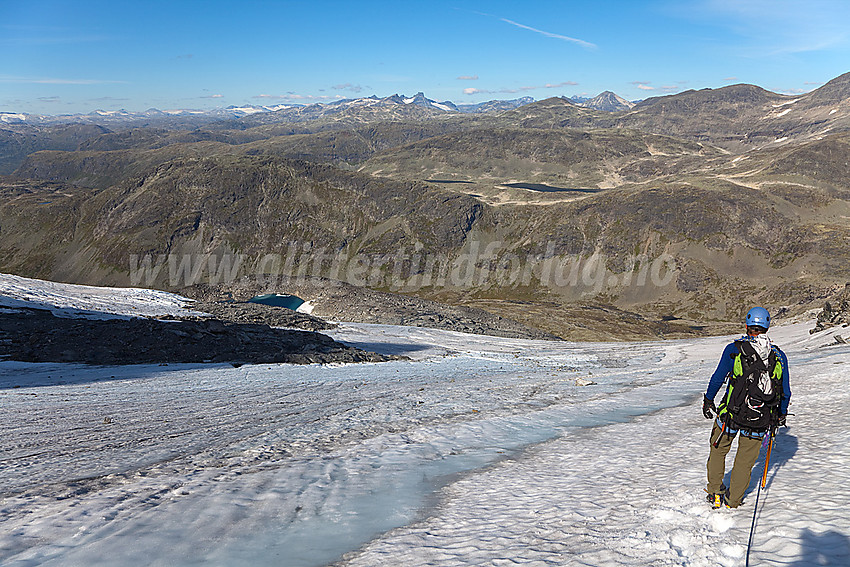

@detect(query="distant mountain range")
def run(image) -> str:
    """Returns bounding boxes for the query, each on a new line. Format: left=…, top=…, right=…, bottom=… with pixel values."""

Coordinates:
left=0, top=93, right=539, bottom=125
left=4, top=72, right=850, bottom=339
left=0, top=91, right=645, bottom=126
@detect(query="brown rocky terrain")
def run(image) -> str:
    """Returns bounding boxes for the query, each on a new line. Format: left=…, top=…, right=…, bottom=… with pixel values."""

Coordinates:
left=811, top=284, right=850, bottom=334
left=3, top=73, right=850, bottom=340
left=183, top=276, right=561, bottom=341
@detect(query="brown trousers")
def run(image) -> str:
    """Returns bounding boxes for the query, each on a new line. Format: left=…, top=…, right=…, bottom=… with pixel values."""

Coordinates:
left=706, top=423, right=764, bottom=508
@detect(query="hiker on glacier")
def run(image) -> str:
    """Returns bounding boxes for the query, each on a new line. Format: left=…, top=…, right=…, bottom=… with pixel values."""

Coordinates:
left=701, top=307, right=791, bottom=509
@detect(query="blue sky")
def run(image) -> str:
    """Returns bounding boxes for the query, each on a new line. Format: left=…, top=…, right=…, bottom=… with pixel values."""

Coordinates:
left=2, top=0, right=850, bottom=114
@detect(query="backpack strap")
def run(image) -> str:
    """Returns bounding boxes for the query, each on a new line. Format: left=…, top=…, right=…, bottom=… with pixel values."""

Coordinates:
left=769, top=345, right=784, bottom=402
left=718, top=342, right=746, bottom=419
left=736, top=339, right=768, bottom=374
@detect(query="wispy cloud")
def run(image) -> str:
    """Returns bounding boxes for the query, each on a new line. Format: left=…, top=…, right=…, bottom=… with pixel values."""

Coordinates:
left=499, top=18, right=596, bottom=49
left=457, top=75, right=479, bottom=81
left=542, top=82, right=579, bottom=88
left=771, top=81, right=821, bottom=94
left=88, top=96, right=130, bottom=103
left=723, top=76, right=738, bottom=82
left=630, top=81, right=655, bottom=91
left=253, top=93, right=342, bottom=102
left=200, top=94, right=224, bottom=99
left=463, top=81, right=578, bottom=95
left=332, top=83, right=363, bottom=93
left=0, top=75, right=126, bottom=85
left=463, top=9, right=596, bottom=49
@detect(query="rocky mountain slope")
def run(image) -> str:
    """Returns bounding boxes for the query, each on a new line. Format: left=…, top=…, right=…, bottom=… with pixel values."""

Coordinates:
left=359, top=127, right=722, bottom=202
left=2, top=73, right=850, bottom=339
left=511, top=72, right=850, bottom=152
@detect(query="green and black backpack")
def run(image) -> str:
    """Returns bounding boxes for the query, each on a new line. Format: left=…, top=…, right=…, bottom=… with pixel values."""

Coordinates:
left=717, top=340, right=784, bottom=432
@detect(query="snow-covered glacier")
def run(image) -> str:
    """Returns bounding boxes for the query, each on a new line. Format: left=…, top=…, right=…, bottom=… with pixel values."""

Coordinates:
left=1, top=275, right=848, bottom=566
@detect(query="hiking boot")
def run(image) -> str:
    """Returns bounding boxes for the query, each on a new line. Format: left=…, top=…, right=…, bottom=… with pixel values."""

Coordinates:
left=706, top=492, right=725, bottom=509
left=705, top=484, right=727, bottom=509
left=725, top=494, right=744, bottom=509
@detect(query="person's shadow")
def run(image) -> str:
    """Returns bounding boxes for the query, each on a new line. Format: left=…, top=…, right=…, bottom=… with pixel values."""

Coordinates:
left=737, top=429, right=797, bottom=564
left=789, top=528, right=850, bottom=566
left=761, top=427, right=798, bottom=491
left=722, top=428, right=798, bottom=500
left=740, top=430, right=850, bottom=565
left=726, top=428, right=796, bottom=495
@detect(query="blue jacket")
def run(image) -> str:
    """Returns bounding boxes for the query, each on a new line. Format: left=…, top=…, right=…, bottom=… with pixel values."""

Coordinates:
left=705, top=338, right=791, bottom=415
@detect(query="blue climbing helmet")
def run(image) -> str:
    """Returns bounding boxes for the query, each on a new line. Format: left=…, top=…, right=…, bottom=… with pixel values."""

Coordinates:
left=745, top=306, right=771, bottom=330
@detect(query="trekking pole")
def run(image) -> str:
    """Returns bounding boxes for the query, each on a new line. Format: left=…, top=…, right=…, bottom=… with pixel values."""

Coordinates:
left=745, top=428, right=777, bottom=567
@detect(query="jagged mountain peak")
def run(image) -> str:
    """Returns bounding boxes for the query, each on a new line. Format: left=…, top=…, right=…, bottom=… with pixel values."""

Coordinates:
left=582, top=91, right=635, bottom=112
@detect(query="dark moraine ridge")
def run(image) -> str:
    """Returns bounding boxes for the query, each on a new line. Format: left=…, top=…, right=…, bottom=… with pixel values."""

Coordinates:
left=0, top=308, right=397, bottom=365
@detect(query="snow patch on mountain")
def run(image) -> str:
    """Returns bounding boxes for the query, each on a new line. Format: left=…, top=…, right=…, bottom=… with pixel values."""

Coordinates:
left=772, top=99, right=801, bottom=107
left=162, top=109, right=207, bottom=115
left=0, top=112, right=29, bottom=123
